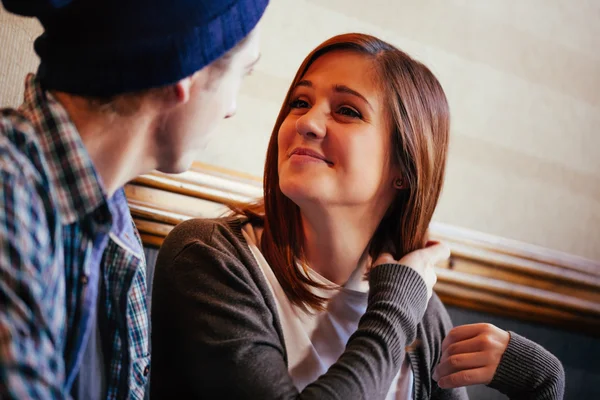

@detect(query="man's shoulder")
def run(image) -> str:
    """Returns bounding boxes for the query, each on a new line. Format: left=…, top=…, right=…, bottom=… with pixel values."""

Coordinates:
left=0, top=107, right=47, bottom=185
left=0, top=109, right=61, bottom=276
left=0, top=107, right=56, bottom=234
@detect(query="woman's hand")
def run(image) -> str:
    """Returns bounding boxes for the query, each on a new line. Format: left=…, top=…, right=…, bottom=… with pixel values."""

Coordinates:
left=373, top=241, right=449, bottom=301
left=433, top=323, right=510, bottom=389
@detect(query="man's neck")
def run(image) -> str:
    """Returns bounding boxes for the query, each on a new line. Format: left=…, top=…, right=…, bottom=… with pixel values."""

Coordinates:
left=53, top=92, right=158, bottom=197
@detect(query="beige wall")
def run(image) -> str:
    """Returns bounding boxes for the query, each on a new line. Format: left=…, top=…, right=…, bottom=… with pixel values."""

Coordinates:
left=1, top=2, right=599, bottom=261
left=0, top=9, right=41, bottom=106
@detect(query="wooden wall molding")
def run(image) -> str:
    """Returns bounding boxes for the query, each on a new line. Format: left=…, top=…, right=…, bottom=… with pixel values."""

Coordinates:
left=127, top=162, right=600, bottom=335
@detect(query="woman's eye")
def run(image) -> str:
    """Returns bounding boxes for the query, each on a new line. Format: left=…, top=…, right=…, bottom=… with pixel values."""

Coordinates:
left=290, top=99, right=309, bottom=108
left=338, top=106, right=362, bottom=119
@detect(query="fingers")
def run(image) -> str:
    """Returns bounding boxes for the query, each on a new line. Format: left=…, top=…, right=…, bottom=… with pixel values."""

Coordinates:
left=423, top=264, right=437, bottom=299
left=435, top=324, right=510, bottom=389
left=436, top=366, right=493, bottom=389
left=440, top=336, right=488, bottom=360
left=422, top=241, right=451, bottom=264
left=372, top=241, right=449, bottom=303
left=442, top=323, right=496, bottom=352
left=373, top=253, right=396, bottom=267
left=373, top=241, right=450, bottom=269
left=433, top=351, right=491, bottom=381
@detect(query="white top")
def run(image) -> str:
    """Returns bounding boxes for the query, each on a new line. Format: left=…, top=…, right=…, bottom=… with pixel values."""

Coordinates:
left=242, top=224, right=414, bottom=399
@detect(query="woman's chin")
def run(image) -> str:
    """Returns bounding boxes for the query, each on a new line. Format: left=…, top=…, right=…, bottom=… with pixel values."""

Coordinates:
left=280, top=178, right=332, bottom=205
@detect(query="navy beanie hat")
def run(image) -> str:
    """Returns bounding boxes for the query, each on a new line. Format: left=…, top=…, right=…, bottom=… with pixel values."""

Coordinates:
left=2, top=0, right=269, bottom=97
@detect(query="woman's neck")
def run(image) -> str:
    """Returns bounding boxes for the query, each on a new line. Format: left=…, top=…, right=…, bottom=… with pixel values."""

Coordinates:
left=300, top=205, right=381, bottom=285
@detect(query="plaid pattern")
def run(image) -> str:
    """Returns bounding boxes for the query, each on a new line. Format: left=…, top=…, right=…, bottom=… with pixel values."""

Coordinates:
left=0, top=75, right=149, bottom=399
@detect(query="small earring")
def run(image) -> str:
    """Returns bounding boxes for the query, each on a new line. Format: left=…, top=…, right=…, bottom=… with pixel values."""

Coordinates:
left=393, top=178, right=404, bottom=189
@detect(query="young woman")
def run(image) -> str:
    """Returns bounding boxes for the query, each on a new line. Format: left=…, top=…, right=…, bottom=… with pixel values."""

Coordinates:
left=150, top=33, right=564, bottom=399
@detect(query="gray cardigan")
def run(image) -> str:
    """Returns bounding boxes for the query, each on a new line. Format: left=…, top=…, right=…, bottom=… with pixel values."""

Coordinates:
left=150, top=217, right=565, bottom=399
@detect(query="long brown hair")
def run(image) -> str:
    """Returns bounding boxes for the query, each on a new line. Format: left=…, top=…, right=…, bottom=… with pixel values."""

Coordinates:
left=236, top=33, right=450, bottom=310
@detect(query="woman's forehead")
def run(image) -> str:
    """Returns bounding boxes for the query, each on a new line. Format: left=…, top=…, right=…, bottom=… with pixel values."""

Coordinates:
left=302, top=51, right=378, bottom=88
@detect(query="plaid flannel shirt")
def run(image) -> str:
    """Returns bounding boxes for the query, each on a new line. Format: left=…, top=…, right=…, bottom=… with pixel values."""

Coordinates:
left=0, top=75, right=150, bottom=399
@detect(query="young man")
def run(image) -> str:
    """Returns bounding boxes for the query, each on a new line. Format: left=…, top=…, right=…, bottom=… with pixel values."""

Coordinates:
left=0, top=0, right=268, bottom=398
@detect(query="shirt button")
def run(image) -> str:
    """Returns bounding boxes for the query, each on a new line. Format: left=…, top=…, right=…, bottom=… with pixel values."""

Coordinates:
left=143, top=365, right=150, bottom=377
left=94, top=208, right=109, bottom=224
left=80, top=275, right=89, bottom=285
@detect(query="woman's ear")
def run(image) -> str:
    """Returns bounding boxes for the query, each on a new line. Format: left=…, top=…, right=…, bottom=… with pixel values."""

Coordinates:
left=393, top=176, right=407, bottom=189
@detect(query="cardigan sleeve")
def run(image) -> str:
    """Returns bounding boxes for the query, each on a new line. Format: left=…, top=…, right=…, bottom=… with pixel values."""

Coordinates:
left=487, top=332, right=565, bottom=400
left=425, top=297, right=564, bottom=400
left=150, top=218, right=431, bottom=399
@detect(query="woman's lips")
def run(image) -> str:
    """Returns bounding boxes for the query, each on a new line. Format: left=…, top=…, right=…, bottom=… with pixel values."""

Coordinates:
left=289, top=147, right=333, bottom=165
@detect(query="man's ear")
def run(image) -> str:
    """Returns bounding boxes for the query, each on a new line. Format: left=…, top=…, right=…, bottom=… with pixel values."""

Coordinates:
left=173, top=77, right=193, bottom=105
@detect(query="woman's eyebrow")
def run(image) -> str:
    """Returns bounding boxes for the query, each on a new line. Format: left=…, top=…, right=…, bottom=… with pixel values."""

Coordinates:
left=293, top=80, right=373, bottom=111
left=333, top=84, right=373, bottom=111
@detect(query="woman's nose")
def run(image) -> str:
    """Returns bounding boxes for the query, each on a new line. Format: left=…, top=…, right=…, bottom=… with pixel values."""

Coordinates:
left=295, top=107, right=326, bottom=140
